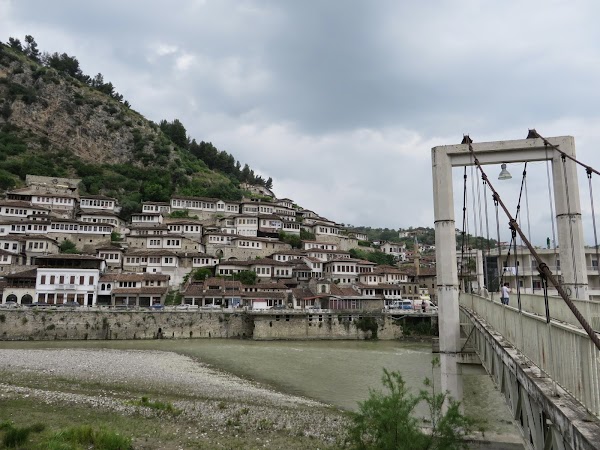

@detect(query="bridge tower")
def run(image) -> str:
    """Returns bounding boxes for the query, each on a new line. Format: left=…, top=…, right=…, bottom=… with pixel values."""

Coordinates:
left=431, top=135, right=588, bottom=402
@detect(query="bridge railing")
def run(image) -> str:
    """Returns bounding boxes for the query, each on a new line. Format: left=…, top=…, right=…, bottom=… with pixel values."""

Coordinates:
left=484, top=291, right=600, bottom=331
left=460, top=293, right=600, bottom=417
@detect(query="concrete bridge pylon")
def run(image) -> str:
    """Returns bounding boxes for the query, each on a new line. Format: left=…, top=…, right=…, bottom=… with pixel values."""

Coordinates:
left=431, top=135, right=588, bottom=404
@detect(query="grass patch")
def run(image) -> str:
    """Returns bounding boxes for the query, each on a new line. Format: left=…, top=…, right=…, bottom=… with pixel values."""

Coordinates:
left=130, top=396, right=181, bottom=415
left=46, top=425, right=132, bottom=450
left=0, top=420, right=45, bottom=448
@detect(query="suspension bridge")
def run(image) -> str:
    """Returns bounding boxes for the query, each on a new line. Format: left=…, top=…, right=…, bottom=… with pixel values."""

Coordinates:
left=432, top=131, right=600, bottom=450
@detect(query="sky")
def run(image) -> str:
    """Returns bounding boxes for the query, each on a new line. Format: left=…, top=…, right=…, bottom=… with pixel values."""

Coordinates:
left=3, top=0, right=600, bottom=246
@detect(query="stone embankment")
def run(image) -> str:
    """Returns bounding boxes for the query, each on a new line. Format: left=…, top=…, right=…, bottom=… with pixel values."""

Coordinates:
left=0, top=309, right=425, bottom=341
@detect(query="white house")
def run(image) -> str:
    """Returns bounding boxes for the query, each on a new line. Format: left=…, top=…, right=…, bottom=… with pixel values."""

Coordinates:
left=166, top=220, right=203, bottom=239
left=0, top=200, right=49, bottom=220
left=323, top=258, right=376, bottom=285
left=303, top=241, right=337, bottom=251
left=130, top=212, right=163, bottom=225
left=34, top=254, right=105, bottom=306
left=380, top=241, right=407, bottom=261
left=96, top=245, right=124, bottom=270
left=234, top=215, right=259, bottom=236
left=142, top=201, right=171, bottom=215
left=79, top=195, right=118, bottom=212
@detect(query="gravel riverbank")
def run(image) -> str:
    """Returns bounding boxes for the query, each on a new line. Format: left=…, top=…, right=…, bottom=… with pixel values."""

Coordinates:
left=0, top=348, right=349, bottom=446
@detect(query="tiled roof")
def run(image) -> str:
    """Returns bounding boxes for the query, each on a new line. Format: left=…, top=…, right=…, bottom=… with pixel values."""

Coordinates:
left=79, top=194, right=117, bottom=201
left=0, top=200, right=48, bottom=210
left=165, top=219, right=203, bottom=225
left=3, top=268, right=37, bottom=278
left=218, top=258, right=291, bottom=267
left=129, top=224, right=169, bottom=230
left=328, top=284, right=360, bottom=297
left=252, top=282, right=288, bottom=290
left=270, top=250, right=307, bottom=256
left=291, top=288, right=316, bottom=299
left=36, top=254, right=103, bottom=260
left=356, top=283, right=404, bottom=290
left=230, top=236, right=282, bottom=243
left=171, top=195, right=220, bottom=202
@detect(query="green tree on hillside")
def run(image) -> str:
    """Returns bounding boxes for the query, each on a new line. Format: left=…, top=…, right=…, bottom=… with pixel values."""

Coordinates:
left=59, top=239, right=79, bottom=254
left=350, top=248, right=396, bottom=266
left=23, top=35, right=40, bottom=62
left=160, top=119, right=188, bottom=149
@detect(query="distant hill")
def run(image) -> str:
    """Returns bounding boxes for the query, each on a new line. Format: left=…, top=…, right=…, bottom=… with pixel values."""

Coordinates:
left=0, top=35, right=272, bottom=219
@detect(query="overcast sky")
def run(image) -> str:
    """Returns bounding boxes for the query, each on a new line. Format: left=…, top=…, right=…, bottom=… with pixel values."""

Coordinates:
left=3, top=0, right=600, bottom=246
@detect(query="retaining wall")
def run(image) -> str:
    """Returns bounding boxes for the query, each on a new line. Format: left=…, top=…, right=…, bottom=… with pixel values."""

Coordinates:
left=0, top=310, right=433, bottom=341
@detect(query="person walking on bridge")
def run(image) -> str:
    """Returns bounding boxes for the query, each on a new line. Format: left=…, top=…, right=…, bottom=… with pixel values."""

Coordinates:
left=501, top=282, right=511, bottom=305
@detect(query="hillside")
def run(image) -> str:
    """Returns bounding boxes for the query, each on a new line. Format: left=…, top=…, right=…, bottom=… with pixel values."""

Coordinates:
left=0, top=36, right=269, bottom=218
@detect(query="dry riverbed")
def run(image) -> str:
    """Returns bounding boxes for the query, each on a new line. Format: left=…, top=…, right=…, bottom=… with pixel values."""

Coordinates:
left=0, top=348, right=349, bottom=449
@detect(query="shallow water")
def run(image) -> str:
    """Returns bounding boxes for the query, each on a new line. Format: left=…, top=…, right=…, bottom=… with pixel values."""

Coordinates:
left=0, top=339, right=517, bottom=434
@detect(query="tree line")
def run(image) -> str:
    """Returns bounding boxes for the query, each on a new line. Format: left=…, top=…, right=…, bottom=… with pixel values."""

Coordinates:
left=159, top=119, right=272, bottom=188
left=6, top=35, right=130, bottom=106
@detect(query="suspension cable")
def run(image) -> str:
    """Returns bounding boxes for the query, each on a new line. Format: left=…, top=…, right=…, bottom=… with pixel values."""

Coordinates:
left=494, top=195, right=503, bottom=289
left=483, top=177, right=491, bottom=289
left=523, top=171, right=533, bottom=245
left=512, top=225, right=522, bottom=311
left=467, top=142, right=600, bottom=352
left=587, top=169, right=600, bottom=278
left=529, top=129, right=600, bottom=177
left=545, top=144, right=559, bottom=271
left=460, top=167, right=468, bottom=292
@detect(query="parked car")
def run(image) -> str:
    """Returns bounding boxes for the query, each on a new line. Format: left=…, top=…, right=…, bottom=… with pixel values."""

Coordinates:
left=27, top=302, right=49, bottom=308
left=60, top=301, right=81, bottom=308
left=0, top=301, right=18, bottom=309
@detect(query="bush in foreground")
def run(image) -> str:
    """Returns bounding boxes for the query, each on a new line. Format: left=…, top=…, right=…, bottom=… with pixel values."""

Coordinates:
left=345, top=359, right=479, bottom=450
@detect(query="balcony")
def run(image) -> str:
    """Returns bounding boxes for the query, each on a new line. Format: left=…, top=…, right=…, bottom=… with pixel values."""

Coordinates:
left=56, top=284, right=77, bottom=290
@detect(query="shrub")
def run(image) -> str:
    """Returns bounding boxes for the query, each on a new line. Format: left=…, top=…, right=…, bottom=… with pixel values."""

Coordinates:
left=346, top=360, right=478, bottom=450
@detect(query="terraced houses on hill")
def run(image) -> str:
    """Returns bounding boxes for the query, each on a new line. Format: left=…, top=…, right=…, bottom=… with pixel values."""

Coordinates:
left=0, top=175, right=426, bottom=311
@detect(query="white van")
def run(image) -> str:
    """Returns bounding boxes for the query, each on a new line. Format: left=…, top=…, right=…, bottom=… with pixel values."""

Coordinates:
left=387, top=300, right=414, bottom=310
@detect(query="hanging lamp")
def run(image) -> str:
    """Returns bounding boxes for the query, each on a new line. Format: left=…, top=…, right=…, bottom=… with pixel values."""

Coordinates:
left=498, top=163, right=512, bottom=180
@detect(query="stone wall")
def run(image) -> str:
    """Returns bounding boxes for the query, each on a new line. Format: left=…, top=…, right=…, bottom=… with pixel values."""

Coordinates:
left=252, top=313, right=403, bottom=340
left=0, top=310, right=253, bottom=340
left=0, top=310, right=430, bottom=341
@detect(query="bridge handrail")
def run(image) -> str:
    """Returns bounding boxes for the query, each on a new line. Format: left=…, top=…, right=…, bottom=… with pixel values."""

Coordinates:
left=469, top=292, right=600, bottom=331
left=460, top=293, right=600, bottom=417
